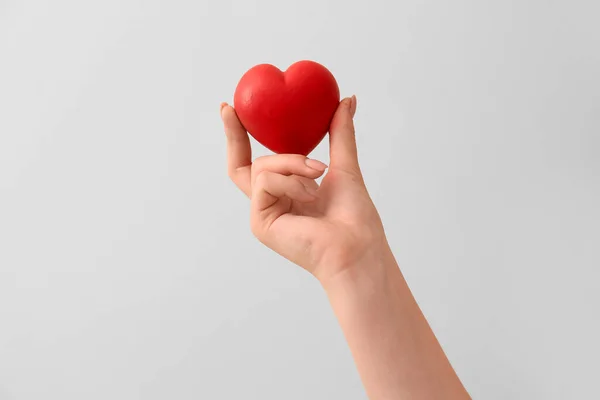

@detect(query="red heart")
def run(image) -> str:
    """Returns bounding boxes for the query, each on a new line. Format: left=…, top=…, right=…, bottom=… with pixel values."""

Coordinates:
left=233, top=60, right=340, bottom=156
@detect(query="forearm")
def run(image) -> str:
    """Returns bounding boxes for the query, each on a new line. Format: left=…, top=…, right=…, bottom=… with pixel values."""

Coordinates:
left=322, top=244, right=470, bottom=400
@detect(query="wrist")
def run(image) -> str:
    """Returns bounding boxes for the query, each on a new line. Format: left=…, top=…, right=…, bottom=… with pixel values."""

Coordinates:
left=318, top=239, right=399, bottom=295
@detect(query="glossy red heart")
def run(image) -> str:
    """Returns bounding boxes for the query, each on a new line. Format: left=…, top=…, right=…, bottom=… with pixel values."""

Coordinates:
left=233, top=60, right=340, bottom=156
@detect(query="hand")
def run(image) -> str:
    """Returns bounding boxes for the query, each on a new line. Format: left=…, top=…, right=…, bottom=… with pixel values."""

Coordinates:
left=220, top=96, right=388, bottom=285
left=220, top=96, right=471, bottom=399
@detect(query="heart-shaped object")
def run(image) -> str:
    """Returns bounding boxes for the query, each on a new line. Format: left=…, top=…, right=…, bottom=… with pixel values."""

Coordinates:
left=233, top=60, right=340, bottom=156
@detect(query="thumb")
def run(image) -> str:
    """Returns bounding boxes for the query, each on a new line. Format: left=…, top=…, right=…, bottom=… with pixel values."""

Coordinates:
left=328, top=95, right=360, bottom=174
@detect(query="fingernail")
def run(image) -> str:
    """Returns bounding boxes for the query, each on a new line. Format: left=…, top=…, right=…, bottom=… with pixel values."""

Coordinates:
left=220, top=102, right=228, bottom=118
left=349, top=95, right=357, bottom=118
left=305, top=158, right=328, bottom=171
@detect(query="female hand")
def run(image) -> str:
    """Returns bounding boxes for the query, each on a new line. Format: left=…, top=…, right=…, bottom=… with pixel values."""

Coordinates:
left=220, top=96, right=471, bottom=400
left=220, top=96, right=389, bottom=285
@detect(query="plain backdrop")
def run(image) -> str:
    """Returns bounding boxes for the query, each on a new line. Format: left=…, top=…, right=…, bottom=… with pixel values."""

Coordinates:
left=1, top=1, right=599, bottom=399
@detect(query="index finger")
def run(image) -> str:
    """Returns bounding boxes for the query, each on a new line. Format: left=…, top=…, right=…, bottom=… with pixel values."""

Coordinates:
left=221, top=103, right=252, bottom=196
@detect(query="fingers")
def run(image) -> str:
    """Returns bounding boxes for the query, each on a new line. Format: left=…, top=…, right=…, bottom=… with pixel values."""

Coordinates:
left=252, top=171, right=318, bottom=212
left=220, top=100, right=327, bottom=201
left=251, top=154, right=327, bottom=187
left=328, top=95, right=361, bottom=175
left=295, top=175, right=320, bottom=191
left=250, top=154, right=326, bottom=212
left=221, top=103, right=252, bottom=196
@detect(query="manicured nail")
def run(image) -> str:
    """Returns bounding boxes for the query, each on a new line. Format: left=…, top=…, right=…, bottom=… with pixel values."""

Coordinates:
left=305, top=158, right=328, bottom=171
left=220, top=102, right=228, bottom=118
left=350, top=95, right=357, bottom=118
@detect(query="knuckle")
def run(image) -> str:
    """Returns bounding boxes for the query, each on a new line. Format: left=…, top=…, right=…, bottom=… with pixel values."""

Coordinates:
left=291, top=176, right=306, bottom=191
left=249, top=214, right=267, bottom=241
left=251, top=156, right=266, bottom=175
left=253, top=155, right=268, bottom=167
left=249, top=217, right=261, bottom=237
left=254, top=170, right=270, bottom=187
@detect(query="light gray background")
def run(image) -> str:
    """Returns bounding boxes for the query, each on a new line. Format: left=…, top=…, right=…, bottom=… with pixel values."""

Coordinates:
left=1, top=0, right=599, bottom=399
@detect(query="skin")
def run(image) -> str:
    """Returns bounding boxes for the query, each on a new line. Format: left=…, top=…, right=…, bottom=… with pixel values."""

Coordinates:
left=220, top=95, right=471, bottom=399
